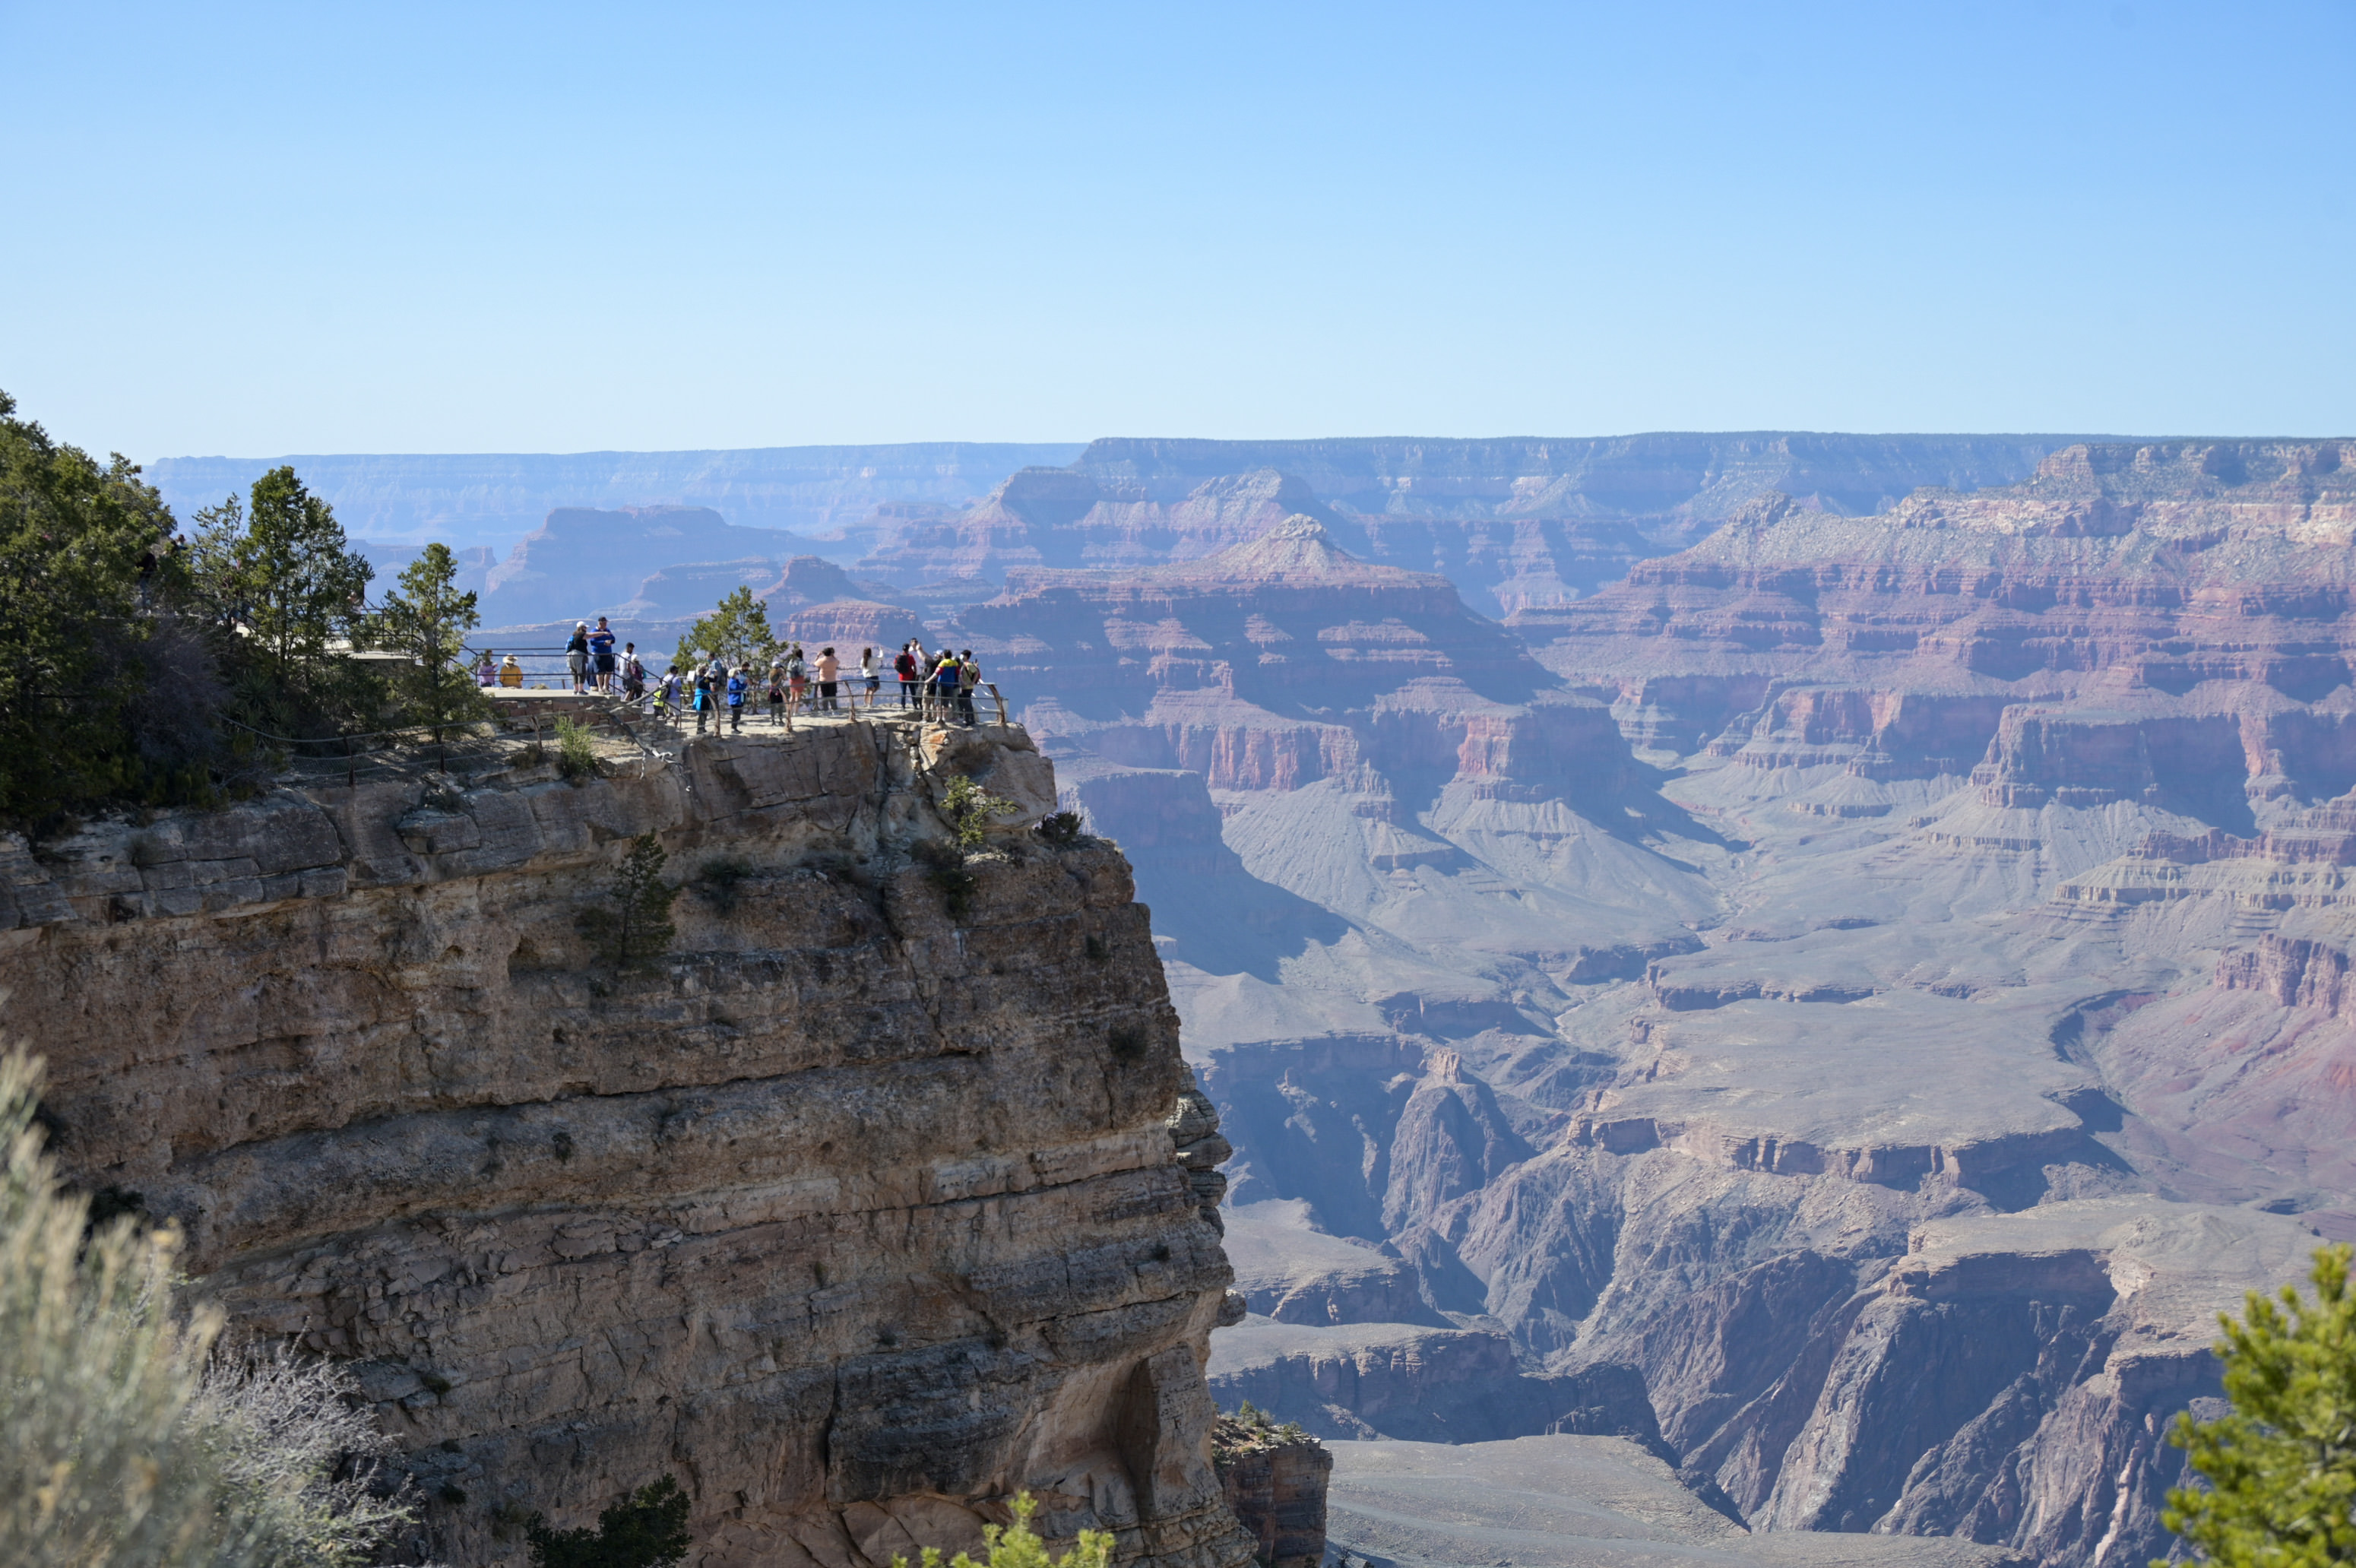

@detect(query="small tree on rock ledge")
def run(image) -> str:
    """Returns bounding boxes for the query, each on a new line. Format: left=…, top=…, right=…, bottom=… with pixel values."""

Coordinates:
left=576, top=835, right=677, bottom=969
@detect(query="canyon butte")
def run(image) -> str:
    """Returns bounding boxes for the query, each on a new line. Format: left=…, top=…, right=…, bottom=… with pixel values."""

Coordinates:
left=17, top=429, right=2354, bottom=1568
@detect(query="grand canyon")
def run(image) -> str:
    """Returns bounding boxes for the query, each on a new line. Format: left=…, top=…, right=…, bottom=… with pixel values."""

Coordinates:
left=56, top=431, right=2349, bottom=1566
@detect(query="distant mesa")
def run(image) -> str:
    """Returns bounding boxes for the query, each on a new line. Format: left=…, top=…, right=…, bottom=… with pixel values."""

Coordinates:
left=780, top=600, right=924, bottom=651
left=480, top=505, right=813, bottom=627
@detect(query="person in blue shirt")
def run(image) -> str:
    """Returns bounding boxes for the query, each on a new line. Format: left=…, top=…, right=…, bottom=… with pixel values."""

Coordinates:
left=726, top=666, right=749, bottom=732
left=932, top=651, right=962, bottom=724
left=588, top=617, right=618, bottom=693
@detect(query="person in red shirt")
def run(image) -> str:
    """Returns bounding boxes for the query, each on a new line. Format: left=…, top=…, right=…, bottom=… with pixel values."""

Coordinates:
left=894, top=642, right=920, bottom=708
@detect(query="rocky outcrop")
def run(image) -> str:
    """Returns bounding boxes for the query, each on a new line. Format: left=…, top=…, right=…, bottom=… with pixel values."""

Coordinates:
left=1211, top=1415, right=1329, bottom=1568
left=2215, top=933, right=2356, bottom=1018
left=481, top=505, right=804, bottom=625
left=1, top=721, right=1254, bottom=1568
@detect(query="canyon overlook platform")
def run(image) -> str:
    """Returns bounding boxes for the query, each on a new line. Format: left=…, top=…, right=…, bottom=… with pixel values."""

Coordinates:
left=0, top=721, right=1258, bottom=1568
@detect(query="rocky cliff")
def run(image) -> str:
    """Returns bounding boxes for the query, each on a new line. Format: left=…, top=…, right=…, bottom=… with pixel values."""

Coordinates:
left=0, top=720, right=1255, bottom=1568
left=1210, top=1414, right=1328, bottom=1568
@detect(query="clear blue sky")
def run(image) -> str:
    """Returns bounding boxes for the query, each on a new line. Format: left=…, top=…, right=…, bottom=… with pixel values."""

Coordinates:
left=4, top=1, right=2350, bottom=459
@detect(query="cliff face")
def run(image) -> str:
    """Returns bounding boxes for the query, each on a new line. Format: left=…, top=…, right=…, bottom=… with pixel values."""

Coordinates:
left=0, top=721, right=1254, bottom=1568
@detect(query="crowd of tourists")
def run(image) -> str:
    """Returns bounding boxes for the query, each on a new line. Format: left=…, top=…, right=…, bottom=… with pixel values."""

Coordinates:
left=467, top=619, right=993, bottom=734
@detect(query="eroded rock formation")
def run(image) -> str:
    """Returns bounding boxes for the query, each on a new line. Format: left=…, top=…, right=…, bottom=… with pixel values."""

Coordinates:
left=1210, top=1414, right=1328, bottom=1568
left=0, top=721, right=1254, bottom=1568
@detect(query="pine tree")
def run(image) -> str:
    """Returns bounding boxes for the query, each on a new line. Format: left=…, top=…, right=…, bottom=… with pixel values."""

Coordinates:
left=577, top=835, right=678, bottom=969
left=2162, top=1244, right=2356, bottom=1568
left=0, top=391, right=184, bottom=822
left=372, top=541, right=488, bottom=750
left=674, top=585, right=777, bottom=670
left=190, top=466, right=372, bottom=689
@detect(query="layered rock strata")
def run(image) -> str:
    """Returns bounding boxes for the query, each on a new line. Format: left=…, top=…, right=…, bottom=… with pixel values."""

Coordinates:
left=0, top=721, right=1254, bottom=1568
left=860, top=434, right=2092, bottom=616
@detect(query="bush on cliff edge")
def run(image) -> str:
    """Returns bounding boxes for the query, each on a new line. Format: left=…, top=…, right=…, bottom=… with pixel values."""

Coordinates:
left=2164, top=1243, right=2356, bottom=1568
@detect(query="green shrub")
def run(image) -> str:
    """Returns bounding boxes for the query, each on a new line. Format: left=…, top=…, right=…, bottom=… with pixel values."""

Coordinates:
left=890, top=1492, right=1109, bottom=1568
left=940, top=774, right=1018, bottom=849
left=554, top=717, right=599, bottom=782
left=526, top=1475, right=692, bottom=1568
left=1037, top=810, right=1084, bottom=847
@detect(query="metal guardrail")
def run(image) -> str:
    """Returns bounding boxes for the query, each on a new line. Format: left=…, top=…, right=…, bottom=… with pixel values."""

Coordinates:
left=223, top=669, right=1015, bottom=789
left=635, top=681, right=1010, bottom=733
left=460, top=643, right=641, bottom=692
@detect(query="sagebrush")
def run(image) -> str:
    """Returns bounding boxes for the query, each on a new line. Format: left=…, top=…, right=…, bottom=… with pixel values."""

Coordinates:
left=0, top=1051, right=419, bottom=1566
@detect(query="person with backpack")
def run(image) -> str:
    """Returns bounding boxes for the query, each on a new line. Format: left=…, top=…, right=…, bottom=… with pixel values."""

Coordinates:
left=784, top=645, right=807, bottom=713
left=895, top=642, right=919, bottom=708
left=620, top=643, right=645, bottom=701
left=691, top=663, right=714, bottom=733
left=765, top=660, right=786, bottom=727
left=957, top=649, right=982, bottom=727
